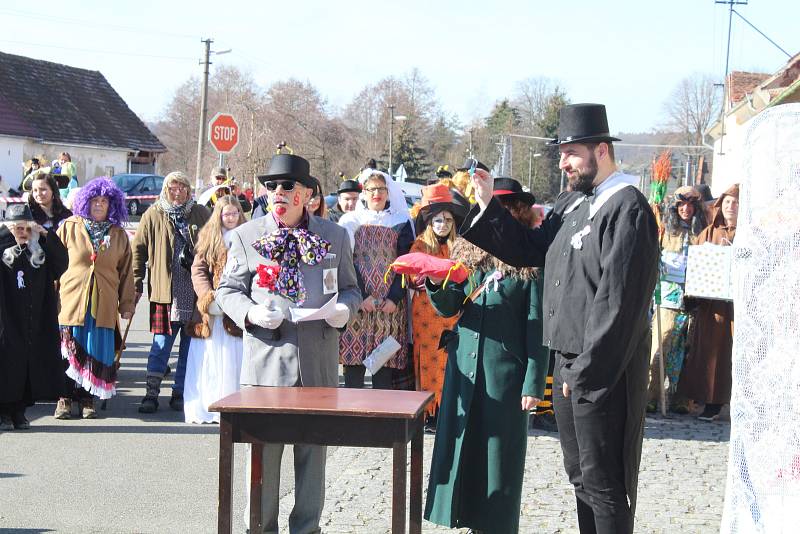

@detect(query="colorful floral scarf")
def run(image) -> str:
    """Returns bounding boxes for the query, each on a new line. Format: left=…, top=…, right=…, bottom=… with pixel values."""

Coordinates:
left=83, top=219, right=112, bottom=262
left=251, top=228, right=331, bottom=304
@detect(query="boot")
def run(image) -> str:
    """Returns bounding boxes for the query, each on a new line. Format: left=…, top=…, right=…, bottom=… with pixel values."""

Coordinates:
left=54, top=398, right=72, bottom=420
left=11, top=410, right=30, bottom=430
left=81, top=398, right=97, bottom=419
left=169, top=390, right=184, bottom=411
left=138, top=376, right=162, bottom=414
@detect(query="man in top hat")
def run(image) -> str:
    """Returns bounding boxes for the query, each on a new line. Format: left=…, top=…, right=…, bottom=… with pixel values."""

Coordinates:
left=462, top=103, right=659, bottom=534
left=215, top=152, right=361, bottom=533
left=0, top=203, right=68, bottom=430
left=328, top=176, right=362, bottom=223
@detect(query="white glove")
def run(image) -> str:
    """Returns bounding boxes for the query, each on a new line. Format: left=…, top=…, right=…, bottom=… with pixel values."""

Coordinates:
left=247, top=304, right=284, bottom=329
left=208, top=299, right=223, bottom=316
left=325, top=303, right=351, bottom=329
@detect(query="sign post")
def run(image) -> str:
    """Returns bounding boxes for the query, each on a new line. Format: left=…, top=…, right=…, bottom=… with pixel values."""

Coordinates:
left=208, top=113, right=239, bottom=181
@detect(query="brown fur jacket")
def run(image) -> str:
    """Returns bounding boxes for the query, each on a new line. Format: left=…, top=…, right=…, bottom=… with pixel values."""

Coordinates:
left=449, top=237, right=539, bottom=281
left=185, top=248, right=243, bottom=338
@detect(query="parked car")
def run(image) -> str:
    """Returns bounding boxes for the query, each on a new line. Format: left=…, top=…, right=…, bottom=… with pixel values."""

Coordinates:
left=113, top=173, right=164, bottom=216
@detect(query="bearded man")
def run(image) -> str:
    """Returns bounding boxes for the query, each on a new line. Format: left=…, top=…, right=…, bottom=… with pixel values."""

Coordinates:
left=462, top=104, right=659, bottom=534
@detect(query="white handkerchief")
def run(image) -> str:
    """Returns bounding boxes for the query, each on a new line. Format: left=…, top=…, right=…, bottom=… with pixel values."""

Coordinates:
left=570, top=225, right=591, bottom=250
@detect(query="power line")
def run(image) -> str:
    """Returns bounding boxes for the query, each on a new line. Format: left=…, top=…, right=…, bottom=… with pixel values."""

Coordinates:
left=0, top=8, right=198, bottom=40
left=731, top=9, right=793, bottom=58
left=0, top=39, right=196, bottom=61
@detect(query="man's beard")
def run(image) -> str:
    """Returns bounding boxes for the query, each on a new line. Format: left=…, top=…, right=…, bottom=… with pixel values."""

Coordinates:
left=567, top=153, right=598, bottom=194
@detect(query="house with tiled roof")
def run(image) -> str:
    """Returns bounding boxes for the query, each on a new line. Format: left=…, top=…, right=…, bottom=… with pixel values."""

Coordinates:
left=706, top=53, right=800, bottom=194
left=0, top=51, right=166, bottom=190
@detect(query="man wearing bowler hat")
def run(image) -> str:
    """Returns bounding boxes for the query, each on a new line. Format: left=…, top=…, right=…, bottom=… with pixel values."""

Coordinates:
left=215, top=151, right=361, bottom=533
left=327, top=175, right=362, bottom=223
left=462, top=104, right=659, bottom=533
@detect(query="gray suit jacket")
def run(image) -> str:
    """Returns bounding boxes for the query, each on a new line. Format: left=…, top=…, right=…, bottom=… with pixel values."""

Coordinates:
left=216, top=214, right=361, bottom=387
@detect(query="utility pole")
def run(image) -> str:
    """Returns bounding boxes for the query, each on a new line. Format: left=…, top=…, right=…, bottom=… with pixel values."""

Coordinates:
left=468, top=128, right=474, bottom=156
left=195, top=38, right=212, bottom=191
left=387, top=104, right=395, bottom=176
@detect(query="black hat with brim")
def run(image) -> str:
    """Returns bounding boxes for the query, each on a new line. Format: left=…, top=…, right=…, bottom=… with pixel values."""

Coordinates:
left=3, top=203, right=34, bottom=222
left=337, top=179, right=362, bottom=195
left=547, top=103, right=621, bottom=146
left=457, top=158, right=490, bottom=173
left=415, top=202, right=467, bottom=236
left=52, top=173, right=70, bottom=189
left=493, top=177, right=536, bottom=205
left=256, top=153, right=317, bottom=188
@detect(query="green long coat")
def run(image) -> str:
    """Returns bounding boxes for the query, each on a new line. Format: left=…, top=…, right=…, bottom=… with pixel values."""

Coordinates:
left=424, top=269, right=549, bottom=534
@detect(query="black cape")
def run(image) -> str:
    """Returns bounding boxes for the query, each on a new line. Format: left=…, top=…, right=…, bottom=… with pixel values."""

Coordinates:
left=0, top=226, right=69, bottom=404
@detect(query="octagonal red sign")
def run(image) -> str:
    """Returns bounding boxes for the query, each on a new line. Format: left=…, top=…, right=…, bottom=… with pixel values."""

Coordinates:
left=208, top=113, right=239, bottom=153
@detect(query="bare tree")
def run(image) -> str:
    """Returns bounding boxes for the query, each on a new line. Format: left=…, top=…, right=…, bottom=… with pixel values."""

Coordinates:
left=663, top=73, right=721, bottom=152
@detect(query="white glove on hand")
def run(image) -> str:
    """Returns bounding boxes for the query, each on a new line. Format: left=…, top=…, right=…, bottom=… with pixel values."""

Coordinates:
left=247, top=305, right=284, bottom=329
left=325, top=303, right=351, bottom=329
left=208, top=299, right=223, bottom=316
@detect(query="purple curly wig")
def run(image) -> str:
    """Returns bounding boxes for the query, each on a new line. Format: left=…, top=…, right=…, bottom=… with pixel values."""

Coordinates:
left=72, top=177, right=128, bottom=226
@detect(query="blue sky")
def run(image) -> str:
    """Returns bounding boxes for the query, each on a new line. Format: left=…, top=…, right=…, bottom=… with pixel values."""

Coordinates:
left=1, top=0, right=797, bottom=133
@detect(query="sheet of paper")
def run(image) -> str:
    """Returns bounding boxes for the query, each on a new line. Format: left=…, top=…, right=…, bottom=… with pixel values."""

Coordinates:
left=289, top=293, right=338, bottom=323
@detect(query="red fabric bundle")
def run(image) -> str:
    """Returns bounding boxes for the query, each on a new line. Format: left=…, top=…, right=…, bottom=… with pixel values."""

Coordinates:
left=387, top=252, right=470, bottom=284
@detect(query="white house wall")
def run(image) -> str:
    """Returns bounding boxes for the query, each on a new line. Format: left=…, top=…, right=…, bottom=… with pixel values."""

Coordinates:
left=23, top=142, right=129, bottom=185
left=0, top=136, right=26, bottom=191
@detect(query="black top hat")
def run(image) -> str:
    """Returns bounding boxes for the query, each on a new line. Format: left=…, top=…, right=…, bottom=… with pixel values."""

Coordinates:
left=256, top=154, right=317, bottom=188
left=493, top=177, right=536, bottom=205
left=457, top=157, right=489, bottom=173
left=3, top=203, right=34, bottom=222
left=337, top=179, right=362, bottom=195
left=548, top=103, right=621, bottom=146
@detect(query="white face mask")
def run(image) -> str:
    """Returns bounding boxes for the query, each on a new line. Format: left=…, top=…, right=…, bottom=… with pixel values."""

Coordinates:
left=431, top=213, right=454, bottom=237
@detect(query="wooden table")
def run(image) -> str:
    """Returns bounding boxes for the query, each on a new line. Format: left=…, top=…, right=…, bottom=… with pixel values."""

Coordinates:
left=209, top=386, right=433, bottom=534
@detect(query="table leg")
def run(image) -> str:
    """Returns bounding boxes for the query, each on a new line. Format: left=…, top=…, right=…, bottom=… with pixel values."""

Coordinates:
left=249, top=442, right=264, bottom=533
left=410, top=420, right=423, bottom=534
left=218, top=416, right=233, bottom=534
left=392, top=441, right=407, bottom=534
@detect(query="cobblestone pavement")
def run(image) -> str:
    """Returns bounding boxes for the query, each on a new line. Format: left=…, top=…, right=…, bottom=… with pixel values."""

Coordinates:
left=0, top=298, right=729, bottom=533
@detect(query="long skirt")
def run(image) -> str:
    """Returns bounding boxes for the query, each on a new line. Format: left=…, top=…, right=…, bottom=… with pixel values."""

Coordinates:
left=183, top=315, right=243, bottom=424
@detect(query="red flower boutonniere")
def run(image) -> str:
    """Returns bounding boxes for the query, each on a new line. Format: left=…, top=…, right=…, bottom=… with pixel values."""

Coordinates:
left=256, top=264, right=279, bottom=291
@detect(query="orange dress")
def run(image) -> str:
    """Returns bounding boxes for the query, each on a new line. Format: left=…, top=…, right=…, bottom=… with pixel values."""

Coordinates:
left=410, top=239, right=458, bottom=417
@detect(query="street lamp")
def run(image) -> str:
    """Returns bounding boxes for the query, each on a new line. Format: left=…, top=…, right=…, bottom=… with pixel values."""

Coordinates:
left=527, top=148, right=541, bottom=192
left=387, top=104, right=406, bottom=177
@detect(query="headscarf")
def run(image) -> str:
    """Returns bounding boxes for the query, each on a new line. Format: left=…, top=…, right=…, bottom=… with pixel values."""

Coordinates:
left=711, top=183, right=740, bottom=228
left=338, top=169, right=413, bottom=245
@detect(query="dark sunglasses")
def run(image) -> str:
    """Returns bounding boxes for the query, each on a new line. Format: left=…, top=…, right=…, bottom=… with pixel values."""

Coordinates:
left=265, top=180, right=296, bottom=192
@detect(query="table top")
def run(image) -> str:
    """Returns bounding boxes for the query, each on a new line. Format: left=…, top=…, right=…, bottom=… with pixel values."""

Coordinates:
left=209, top=387, right=433, bottom=419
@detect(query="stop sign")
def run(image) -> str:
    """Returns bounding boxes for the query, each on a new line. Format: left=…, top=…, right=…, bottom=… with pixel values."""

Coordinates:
left=208, top=113, right=239, bottom=153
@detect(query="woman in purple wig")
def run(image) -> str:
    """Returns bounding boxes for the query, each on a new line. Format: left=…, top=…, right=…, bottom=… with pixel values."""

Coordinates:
left=55, top=177, right=136, bottom=419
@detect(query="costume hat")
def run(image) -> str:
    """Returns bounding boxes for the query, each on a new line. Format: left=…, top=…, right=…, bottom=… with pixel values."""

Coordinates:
left=337, top=179, right=362, bottom=195
left=457, top=157, right=489, bottom=173
left=256, top=153, right=317, bottom=188
left=3, top=203, right=35, bottom=222
left=493, top=177, right=536, bottom=205
left=415, top=183, right=467, bottom=234
left=548, top=103, right=621, bottom=146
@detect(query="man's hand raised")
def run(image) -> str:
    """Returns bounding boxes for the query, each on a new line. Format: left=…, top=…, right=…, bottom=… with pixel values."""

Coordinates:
left=471, top=168, right=494, bottom=210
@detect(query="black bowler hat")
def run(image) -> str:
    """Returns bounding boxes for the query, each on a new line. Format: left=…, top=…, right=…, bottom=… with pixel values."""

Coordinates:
left=457, top=157, right=490, bottom=173
left=3, top=203, right=35, bottom=222
left=493, top=177, right=536, bottom=205
left=256, top=154, right=317, bottom=188
left=337, top=179, right=362, bottom=195
left=548, top=103, right=621, bottom=146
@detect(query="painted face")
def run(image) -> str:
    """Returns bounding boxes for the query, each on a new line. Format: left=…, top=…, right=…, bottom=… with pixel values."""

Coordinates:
left=721, top=195, right=739, bottom=226
left=167, top=181, right=190, bottom=205
left=559, top=143, right=599, bottom=194
left=31, top=179, right=53, bottom=208
left=364, top=180, right=388, bottom=211
left=90, top=196, right=110, bottom=222
left=431, top=211, right=454, bottom=237
left=676, top=200, right=695, bottom=222
left=268, top=181, right=311, bottom=220
left=339, top=191, right=359, bottom=212
left=220, top=204, right=240, bottom=230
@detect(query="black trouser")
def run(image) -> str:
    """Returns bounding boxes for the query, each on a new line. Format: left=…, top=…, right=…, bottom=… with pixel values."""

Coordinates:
left=343, top=364, right=393, bottom=390
left=553, top=352, right=632, bottom=534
